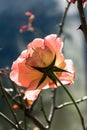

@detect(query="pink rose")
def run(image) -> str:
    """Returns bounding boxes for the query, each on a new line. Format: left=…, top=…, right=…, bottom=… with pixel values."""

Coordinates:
left=10, top=34, right=75, bottom=102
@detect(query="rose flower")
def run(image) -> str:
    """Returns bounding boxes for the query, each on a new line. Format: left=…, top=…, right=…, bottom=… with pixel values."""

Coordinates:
left=10, top=34, right=75, bottom=104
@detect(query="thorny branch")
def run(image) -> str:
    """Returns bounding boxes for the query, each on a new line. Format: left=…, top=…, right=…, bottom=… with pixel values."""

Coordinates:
left=77, top=0, right=87, bottom=44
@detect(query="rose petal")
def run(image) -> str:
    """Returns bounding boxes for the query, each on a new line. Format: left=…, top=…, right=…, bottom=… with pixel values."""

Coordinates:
left=56, top=59, right=75, bottom=86
left=44, top=34, right=63, bottom=54
left=27, top=38, right=44, bottom=52
left=24, top=89, right=41, bottom=101
left=10, top=50, right=43, bottom=88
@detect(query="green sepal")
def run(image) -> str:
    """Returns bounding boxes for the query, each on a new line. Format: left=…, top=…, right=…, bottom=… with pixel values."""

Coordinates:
left=53, top=66, right=72, bottom=74
left=36, top=73, right=47, bottom=89
left=31, top=54, right=72, bottom=88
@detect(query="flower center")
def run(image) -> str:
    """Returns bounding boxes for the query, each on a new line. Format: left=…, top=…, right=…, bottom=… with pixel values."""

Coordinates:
left=25, top=46, right=54, bottom=68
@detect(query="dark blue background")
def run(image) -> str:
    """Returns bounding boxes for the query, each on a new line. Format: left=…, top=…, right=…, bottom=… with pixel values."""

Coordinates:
left=0, top=0, right=62, bottom=68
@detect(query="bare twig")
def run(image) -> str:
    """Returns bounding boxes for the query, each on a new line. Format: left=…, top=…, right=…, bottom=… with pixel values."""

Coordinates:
left=47, top=89, right=56, bottom=130
left=0, top=112, right=19, bottom=129
left=0, top=80, right=22, bottom=130
left=25, top=110, right=47, bottom=130
left=40, top=95, right=49, bottom=123
left=58, top=1, right=71, bottom=36
left=55, top=96, right=87, bottom=110
left=77, top=0, right=87, bottom=44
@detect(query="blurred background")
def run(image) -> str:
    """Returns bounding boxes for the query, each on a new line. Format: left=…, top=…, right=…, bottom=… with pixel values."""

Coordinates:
left=0, top=0, right=87, bottom=130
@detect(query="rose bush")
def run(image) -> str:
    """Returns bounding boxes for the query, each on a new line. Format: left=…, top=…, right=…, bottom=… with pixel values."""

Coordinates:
left=10, top=34, right=75, bottom=103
